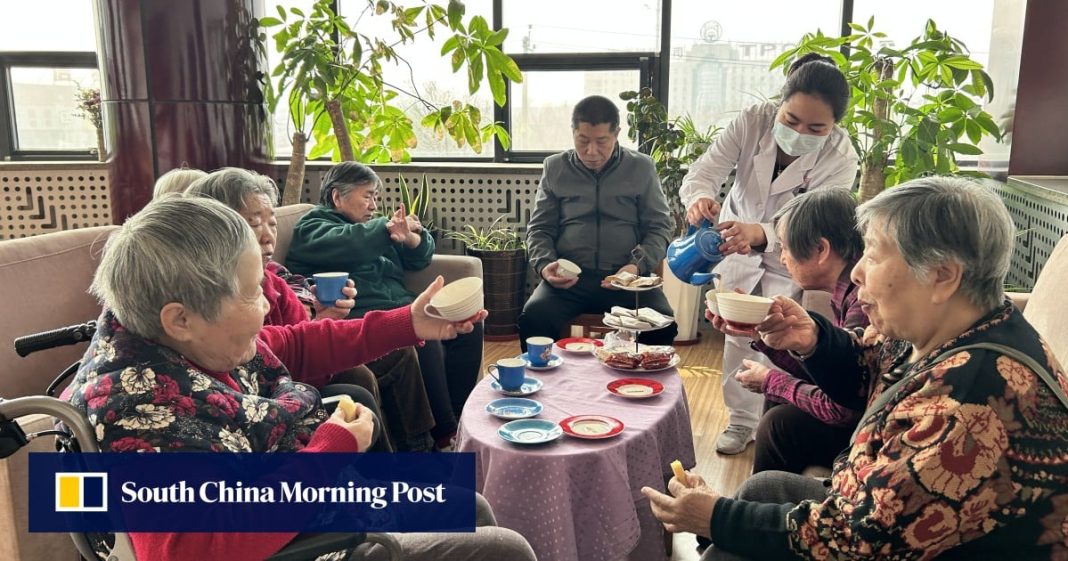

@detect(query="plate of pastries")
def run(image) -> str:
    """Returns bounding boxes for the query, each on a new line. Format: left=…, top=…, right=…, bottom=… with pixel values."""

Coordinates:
left=606, top=271, right=663, bottom=291
left=594, top=344, right=680, bottom=373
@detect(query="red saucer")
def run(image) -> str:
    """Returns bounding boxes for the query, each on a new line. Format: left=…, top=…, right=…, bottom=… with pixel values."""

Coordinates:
left=559, top=415, right=625, bottom=439
left=555, top=337, right=604, bottom=354
left=606, top=378, right=665, bottom=399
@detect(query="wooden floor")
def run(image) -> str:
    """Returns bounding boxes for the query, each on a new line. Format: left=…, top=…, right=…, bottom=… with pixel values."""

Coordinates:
left=481, top=323, right=753, bottom=561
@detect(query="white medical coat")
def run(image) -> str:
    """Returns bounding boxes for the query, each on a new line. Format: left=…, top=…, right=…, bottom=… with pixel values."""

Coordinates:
left=679, top=101, right=859, bottom=296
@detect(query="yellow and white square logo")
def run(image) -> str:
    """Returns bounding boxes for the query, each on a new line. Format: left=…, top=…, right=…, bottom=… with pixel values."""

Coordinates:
left=55, top=472, right=108, bottom=512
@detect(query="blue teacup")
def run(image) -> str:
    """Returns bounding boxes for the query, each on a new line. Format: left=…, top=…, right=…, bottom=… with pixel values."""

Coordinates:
left=525, top=336, right=554, bottom=367
left=487, top=358, right=527, bottom=392
left=313, top=272, right=349, bottom=306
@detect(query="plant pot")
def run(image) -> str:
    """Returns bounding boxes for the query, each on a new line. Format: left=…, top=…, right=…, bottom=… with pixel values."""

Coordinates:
left=467, top=248, right=527, bottom=341
left=95, top=126, right=106, bottom=162
left=662, top=258, right=705, bottom=345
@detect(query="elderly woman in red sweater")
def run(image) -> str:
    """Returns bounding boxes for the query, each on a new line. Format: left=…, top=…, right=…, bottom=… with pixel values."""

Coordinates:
left=187, top=168, right=436, bottom=451
left=64, top=196, right=534, bottom=561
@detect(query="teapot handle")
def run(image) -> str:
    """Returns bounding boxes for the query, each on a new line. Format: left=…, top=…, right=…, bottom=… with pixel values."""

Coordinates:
left=685, top=218, right=713, bottom=236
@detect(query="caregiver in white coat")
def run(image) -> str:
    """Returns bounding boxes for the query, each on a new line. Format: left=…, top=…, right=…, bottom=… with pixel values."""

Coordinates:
left=679, top=53, right=858, bottom=455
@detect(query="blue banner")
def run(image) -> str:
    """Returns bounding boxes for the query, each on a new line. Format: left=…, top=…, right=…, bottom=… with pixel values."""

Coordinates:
left=30, top=452, right=475, bottom=533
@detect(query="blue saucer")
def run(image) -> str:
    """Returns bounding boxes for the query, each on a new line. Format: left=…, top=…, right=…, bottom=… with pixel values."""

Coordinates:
left=490, top=376, right=543, bottom=396
left=517, top=352, right=564, bottom=371
left=485, top=398, right=543, bottom=420
left=498, top=418, right=562, bottom=445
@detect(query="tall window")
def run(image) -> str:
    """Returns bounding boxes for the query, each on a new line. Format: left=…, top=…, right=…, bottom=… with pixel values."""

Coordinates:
left=0, top=1, right=99, bottom=159
left=258, top=0, right=1023, bottom=165
left=265, top=0, right=494, bottom=159
left=668, top=0, right=840, bottom=129
left=852, top=0, right=1021, bottom=164
left=339, top=0, right=494, bottom=159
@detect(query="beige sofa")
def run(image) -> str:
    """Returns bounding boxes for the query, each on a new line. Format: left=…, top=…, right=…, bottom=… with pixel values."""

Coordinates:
left=1008, top=234, right=1068, bottom=366
left=0, top=226, right=115, bottom=561
left=0, top=204, right=481, bottom=561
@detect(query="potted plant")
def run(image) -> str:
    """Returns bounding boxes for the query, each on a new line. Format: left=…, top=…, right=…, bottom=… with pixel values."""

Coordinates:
left=621, top=88, right=721, bottom=344
left=446, top=217, right=527, bottom=340
left=259, top=0, right=522, bottom=205
left=74, top=87, right=104, bottom=162
left=772, top=18, right=1002, bottom=201
left=396, top=173, right=434, bottom=232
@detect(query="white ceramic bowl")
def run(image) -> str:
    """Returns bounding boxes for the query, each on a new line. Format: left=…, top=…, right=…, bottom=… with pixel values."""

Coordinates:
left=430, top=277, right=483, bottom=309
left=557, top=258, right=582, bottom=279
left=704, top=289, right=719, bottom=316
left=426, top=277, right=484, bottom=320
left=715, top=293, right=773, bottom=327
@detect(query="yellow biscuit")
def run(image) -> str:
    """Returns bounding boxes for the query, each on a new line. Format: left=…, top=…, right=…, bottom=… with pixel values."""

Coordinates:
left=337, top=395, right=358, bottom=422
left=670, top=460, right=686, bottom=482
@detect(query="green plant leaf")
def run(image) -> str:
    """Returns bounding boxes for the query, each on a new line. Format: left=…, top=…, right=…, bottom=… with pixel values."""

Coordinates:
left=258, top=16, right=282, bottom=27
left=441, top=35, right=460, bottom=55
left=467, top=51, right=484, bottom=94
left=943, top=56, right=983, bottom=70
left=446, top=0, right=464, bottom=29
left=949, top=142, right=983, bottom=155
left=486, top=67, right=506, bottom=107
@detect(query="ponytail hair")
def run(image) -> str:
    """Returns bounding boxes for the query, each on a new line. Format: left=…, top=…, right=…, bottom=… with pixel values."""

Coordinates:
left=781, top=53, right=850, bottom=122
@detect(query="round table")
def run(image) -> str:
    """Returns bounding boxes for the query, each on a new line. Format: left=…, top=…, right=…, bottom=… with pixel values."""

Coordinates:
left=456, top=351, right=696, bottom=561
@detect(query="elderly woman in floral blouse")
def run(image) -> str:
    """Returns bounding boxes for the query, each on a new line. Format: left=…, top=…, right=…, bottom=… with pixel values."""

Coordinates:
left=646, top=177, right=1068, bottom=560
left=64, top=197, right=534, bottom=561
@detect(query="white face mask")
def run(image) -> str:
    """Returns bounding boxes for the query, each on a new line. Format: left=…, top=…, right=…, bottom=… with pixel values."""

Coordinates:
left=773, top=121, right=828, bottom=156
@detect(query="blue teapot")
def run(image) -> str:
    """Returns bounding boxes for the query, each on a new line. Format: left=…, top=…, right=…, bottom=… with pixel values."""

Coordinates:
left=667, top=220, right=725, bottom=285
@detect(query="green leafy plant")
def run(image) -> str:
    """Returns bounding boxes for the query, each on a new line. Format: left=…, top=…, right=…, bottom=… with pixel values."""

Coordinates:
left=445, top=216, right=525, bottom=251
left=621, top=87, right=721, bottom=235
left=772, top=18, right=1002, bottom=201
left=396, top=173, right=433, bottom=229
left=260, top=0, right=522, bottom=204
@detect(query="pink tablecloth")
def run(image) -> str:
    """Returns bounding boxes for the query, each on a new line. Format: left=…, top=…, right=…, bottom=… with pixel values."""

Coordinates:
left=456, top=352, right=697, bottom=561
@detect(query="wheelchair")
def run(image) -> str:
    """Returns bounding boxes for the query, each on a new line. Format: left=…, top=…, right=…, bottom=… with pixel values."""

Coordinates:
left=2, top=322, right=401, bottom=561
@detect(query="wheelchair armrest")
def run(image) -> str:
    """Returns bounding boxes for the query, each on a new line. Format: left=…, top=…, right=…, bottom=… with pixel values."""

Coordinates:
left=266, top=532, right=402, bottom=561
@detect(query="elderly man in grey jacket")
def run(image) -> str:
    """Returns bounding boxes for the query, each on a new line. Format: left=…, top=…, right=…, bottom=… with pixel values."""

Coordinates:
left=519, top=95, right=677, bottom=350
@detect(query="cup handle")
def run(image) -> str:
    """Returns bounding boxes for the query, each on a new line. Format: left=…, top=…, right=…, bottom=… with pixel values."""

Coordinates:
left=485, top=365, right=501, bottom=385
left=423, top=304, right=447, bottom=320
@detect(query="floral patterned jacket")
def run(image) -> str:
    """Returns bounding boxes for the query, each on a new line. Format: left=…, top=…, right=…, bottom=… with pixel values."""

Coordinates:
left=61, top=308, right=419, bottom=561
left=64, top=308, right=417, bottom=453
left=711, top=302, right=1068, bottom=560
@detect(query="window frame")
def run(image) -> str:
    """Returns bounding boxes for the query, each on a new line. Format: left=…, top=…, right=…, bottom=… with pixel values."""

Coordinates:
left=495, top=52, right=661, bottom=163
left=0, top=51, right=99, bottom=161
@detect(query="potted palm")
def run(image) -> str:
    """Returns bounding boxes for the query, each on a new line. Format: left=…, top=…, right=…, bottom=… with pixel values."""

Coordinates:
left=772, top=18, right=1002, bottom=201
left=446, top=217, right=527, bottom=340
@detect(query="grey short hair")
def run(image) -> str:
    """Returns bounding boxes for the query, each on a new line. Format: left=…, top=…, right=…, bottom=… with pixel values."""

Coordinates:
left=319, top=162, right=380, bottom=208
left=185, top=167, right=280, bottom=211
left=773, top=188, right=862, bottom=262
left=90, top=196, right=258, bottom=340
left=856, top=177, right=1014, bottom=311
left=152, top=167, right=207, bottom=199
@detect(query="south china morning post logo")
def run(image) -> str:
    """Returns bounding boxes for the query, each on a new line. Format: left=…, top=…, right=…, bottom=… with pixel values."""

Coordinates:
left=31, top=452, right=476, bottom=533
left=55, top=472, right=108, bottom=512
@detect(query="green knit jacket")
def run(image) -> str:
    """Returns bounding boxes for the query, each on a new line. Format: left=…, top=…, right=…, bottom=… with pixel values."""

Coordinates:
left=284, top=206, right=434, bottom=318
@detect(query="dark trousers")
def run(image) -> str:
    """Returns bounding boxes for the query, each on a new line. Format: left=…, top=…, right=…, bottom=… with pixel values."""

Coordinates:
left=752, top=402, right=854, bottom=475
left=415, top=322, right=484, bottom=439
left=365, top=347, right=436, bottom=451
left=319, top=383, right=392, bottom=452
left=518, top=273, right=678, bottom=351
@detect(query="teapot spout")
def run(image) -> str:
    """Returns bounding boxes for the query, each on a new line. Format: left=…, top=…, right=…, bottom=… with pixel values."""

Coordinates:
left=688, top=271, right=717, bottom=286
